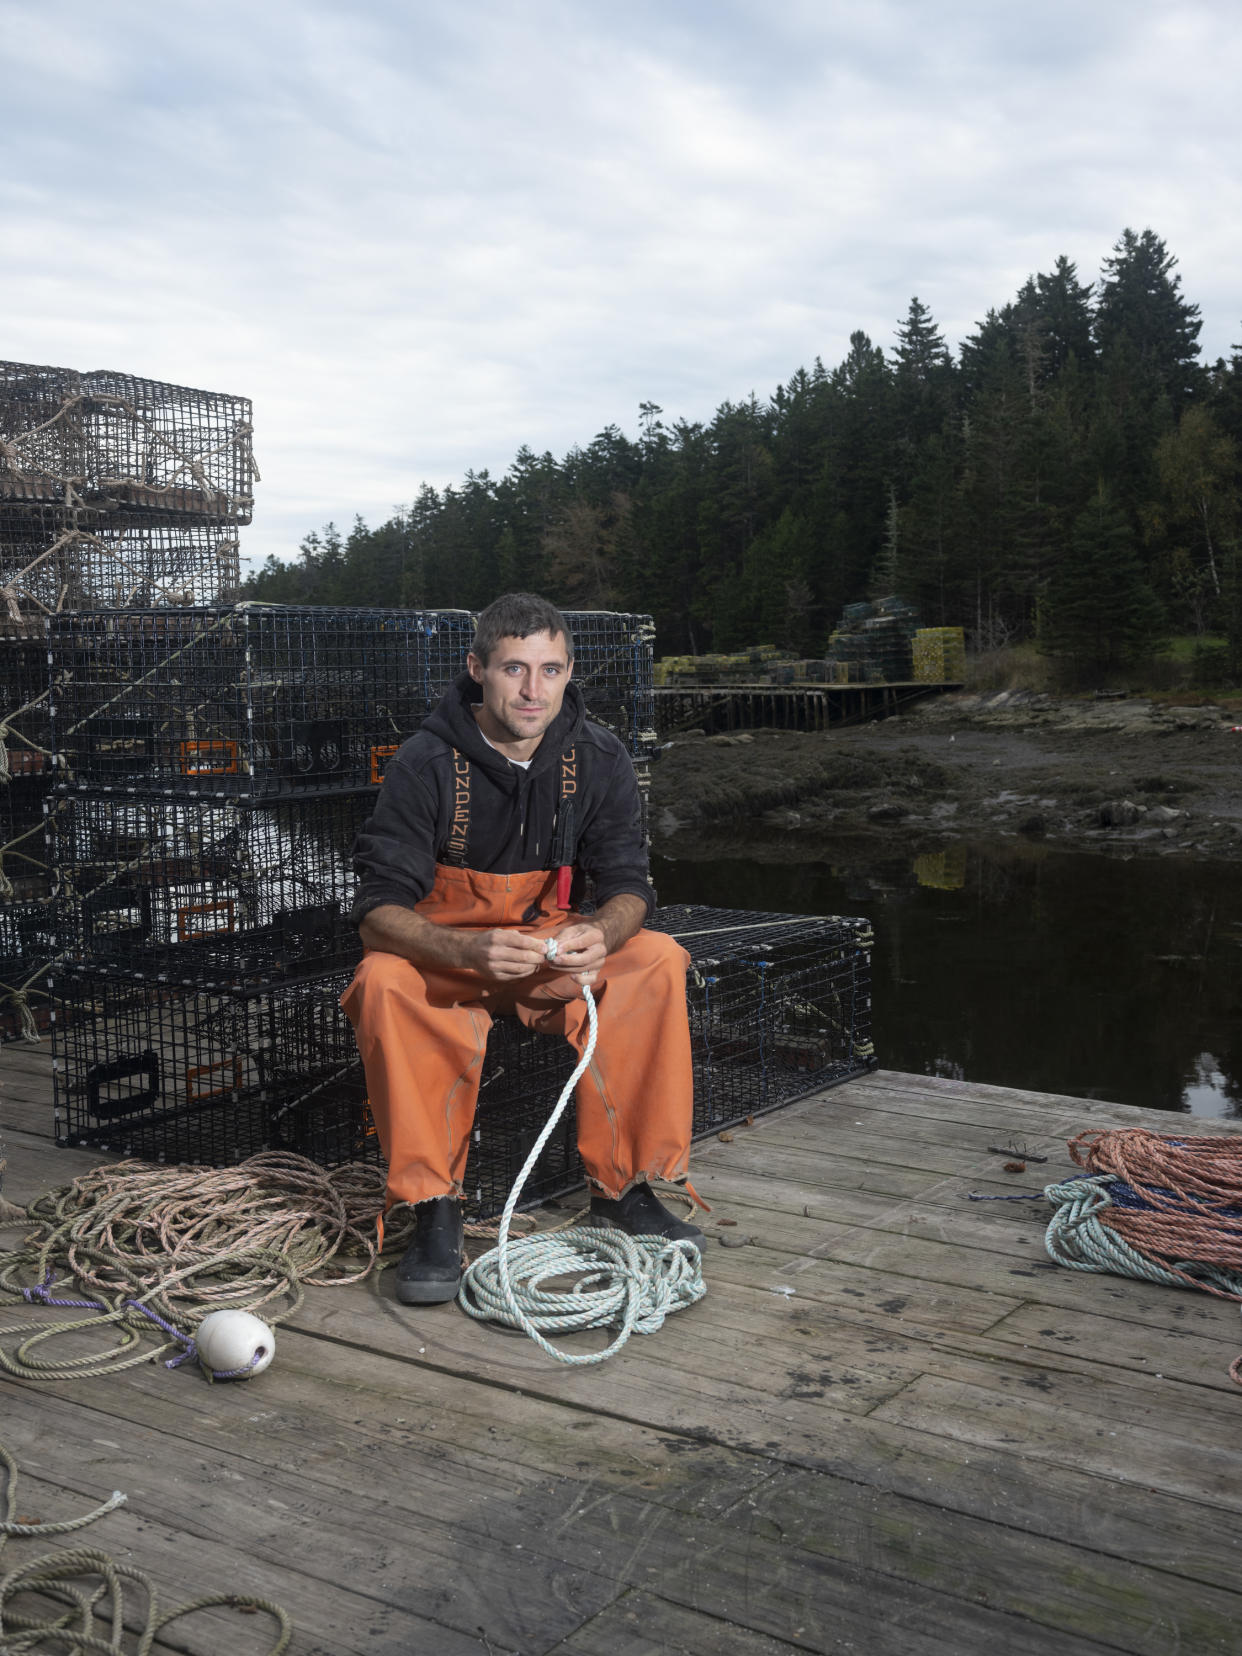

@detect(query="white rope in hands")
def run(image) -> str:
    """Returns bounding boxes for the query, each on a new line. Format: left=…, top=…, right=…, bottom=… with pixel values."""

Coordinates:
left=457, top=936, right=706, bottom=1364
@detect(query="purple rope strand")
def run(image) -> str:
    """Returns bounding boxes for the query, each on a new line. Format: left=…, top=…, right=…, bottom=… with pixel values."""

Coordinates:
left=126, top=1299, right=199, bottom=1369
left=17, top=1272, right=261, bottom=1378
left=21, top=1271, right=102, bottom=1310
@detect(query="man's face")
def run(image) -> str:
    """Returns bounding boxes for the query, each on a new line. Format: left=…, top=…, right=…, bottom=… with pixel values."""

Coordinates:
left=467, top=629, right=573, bottom=751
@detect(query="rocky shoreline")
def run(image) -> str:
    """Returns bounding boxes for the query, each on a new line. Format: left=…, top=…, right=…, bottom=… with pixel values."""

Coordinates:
left=649, top=689, right=1242, bottom=863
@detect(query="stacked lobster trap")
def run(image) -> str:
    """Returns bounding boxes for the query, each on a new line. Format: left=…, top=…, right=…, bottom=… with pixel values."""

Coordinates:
left=241, top=906, right=878, bottom=1217
left=48, top=605, right=667, bottom=1180
left=0, top=361, right=257, bottom=1038
left=46, top=593, right=874, bottom=1211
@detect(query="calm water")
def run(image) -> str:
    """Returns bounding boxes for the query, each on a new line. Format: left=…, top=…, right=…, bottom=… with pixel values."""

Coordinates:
left=652, top=842, right=1242, bottom=1117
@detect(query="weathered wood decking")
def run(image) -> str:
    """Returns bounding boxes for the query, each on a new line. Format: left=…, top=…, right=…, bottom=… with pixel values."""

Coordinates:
left=3, top=1042, right=1241, bottom=1655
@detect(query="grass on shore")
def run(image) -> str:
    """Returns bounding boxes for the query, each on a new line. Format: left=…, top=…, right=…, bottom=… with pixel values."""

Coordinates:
left=967, top=638, right=1242, bottom=708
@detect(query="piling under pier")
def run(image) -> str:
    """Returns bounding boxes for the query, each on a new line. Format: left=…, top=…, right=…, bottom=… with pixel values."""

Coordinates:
left=653, top=679, right=963, bottom=735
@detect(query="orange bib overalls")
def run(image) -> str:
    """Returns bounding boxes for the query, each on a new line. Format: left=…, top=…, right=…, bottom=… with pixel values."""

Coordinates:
left=341, top=863, right=694, bottom=1213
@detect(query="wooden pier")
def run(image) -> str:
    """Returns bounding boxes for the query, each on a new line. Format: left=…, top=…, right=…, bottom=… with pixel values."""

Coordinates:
left=653, top=680, right=962, bottom=736
left=3, top=1042, right=1242, bottom=1654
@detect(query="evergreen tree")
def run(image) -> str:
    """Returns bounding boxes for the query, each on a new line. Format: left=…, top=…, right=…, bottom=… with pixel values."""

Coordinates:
left=869, top=485, right=899, bottom=599
left=956, top=338, right=1032, bottom=643
left=1039, top=487, right=1167, bottom=669
left=959, top=307, right=1017, bottom=399
left=891, top=297, right=956, bottom=484
left=1094, top=228, right=1203, bottom=407
left=1034, top=255, right=1096, bottom=376
left=1149, top=406, right=1239, bottom=624
left=901, top=428, right=965, bottom=624
left=824, top=332, right=896, bottom=601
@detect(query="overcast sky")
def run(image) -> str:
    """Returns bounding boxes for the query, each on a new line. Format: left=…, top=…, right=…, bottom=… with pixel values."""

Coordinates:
left=4, top=0, right=1240, bottom=572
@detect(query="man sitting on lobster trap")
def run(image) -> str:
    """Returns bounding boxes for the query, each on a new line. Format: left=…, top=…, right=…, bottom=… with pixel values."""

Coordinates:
left=341, top=592, right=703, bottom=1304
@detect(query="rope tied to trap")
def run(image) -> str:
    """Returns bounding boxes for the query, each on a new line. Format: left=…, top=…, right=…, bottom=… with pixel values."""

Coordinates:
left=458, top=954, right=706, bottom=1364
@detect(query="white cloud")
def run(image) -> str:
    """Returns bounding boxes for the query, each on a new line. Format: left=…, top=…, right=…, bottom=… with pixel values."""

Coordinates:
left=2, top=0, right=1239, bottom=569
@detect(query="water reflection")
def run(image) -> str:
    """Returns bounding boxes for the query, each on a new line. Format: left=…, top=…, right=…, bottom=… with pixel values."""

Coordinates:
left=651, top=842, right=1242, bottom=1117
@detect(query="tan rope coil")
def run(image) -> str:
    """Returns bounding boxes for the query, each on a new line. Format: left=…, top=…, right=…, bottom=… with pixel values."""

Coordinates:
left=0, top=1441, right=291, bottom=1653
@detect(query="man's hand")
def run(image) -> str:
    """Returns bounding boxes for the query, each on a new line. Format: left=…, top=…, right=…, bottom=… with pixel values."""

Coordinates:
left=548, top=921, right=607, bottom=986
left=358, top=891, right=648, bottom=986
left=359, top=904, right=548, bottom=978
left=467, top=928, right=551, bottom=980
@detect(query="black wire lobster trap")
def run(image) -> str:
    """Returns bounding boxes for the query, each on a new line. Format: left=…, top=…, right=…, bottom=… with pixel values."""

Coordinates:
left=653, top=906, right=876, bottom=1131
left=51, top=969, right=359, bottom=1165
left=1, top=620, right=55, bottom=871
left=0, top=614, right=51, bottom=749
left=50, top=793, right=369, bottom=988
left=1, top=619, right=57, bottom=1038
left=50, top=605, right=477, bottom=798
left=561, top=610, right=657, bottom=757
left=52, top=905, right=876, bottom=1216
left=0, top=362, right=256, bottom=523
left=1, top=511, right=241, bottom=618
left=49, top=605, right=656, bottom=799
left=0, top=892, right=58, bottom=1040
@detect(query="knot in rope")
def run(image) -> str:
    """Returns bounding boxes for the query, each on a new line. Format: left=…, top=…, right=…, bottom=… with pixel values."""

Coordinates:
left=15, top=991, right=41, bottom=1044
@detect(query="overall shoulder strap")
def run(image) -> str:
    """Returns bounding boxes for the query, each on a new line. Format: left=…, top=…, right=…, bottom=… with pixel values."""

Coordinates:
left=440, top=750, right=471, bottom=866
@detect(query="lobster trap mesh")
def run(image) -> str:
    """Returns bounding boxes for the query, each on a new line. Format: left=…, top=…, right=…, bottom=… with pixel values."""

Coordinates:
left=1, top=620, right=55, bottom=884
left=0, top=617, right=51, bottom=765
left=0, top=361, right=256, bottom=522
left=50, top=604, right=655, bottom=798
left=1, top=512, right=241, bottom=619
left=51, top=970, right=359, bottom=1164
left=652, top=906, right=876, bottom=1132
left=562, top=610, right=656, bottom=756
left=51, top=794, right=368, bottom=988
left=50, top=605, right=476, bottom=798
left=51, top=906, right=876, bottom=1218
left=0, top=892, right=58, bottom=1040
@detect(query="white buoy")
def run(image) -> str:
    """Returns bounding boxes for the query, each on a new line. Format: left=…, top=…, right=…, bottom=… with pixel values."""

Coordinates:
left=195, top=1310, right=276, bottom=1378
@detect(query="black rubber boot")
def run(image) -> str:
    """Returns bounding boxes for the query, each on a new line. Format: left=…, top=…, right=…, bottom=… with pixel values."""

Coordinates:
left=394, top=1196, right=465, bottom=1304
left=587, top=1182, right=704, bottom=1249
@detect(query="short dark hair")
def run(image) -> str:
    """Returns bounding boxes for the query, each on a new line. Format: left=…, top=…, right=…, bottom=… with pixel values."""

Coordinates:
left=470, top=593, right=574, bottom=665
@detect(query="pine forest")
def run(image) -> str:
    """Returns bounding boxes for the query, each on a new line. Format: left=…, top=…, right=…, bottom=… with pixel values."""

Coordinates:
left=242, top=229, right=1242, bottom=679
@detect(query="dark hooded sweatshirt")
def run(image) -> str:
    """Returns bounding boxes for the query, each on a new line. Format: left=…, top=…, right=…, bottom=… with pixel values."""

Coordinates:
left=350, top=672, right=653, bottom=925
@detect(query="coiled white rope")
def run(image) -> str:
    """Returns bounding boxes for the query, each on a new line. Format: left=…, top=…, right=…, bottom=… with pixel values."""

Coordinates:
left=457, top=942, right=706, bottom=1364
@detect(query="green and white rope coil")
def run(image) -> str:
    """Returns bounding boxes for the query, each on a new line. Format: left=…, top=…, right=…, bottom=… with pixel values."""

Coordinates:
left=1044, top=1173, right=1242, bottom=1296
left=1043, top=1176, right=1185, bottom=1284
left=458, top=949, right=706, bottom=1364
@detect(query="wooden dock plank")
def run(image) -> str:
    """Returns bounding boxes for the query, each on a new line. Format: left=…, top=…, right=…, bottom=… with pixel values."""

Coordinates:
left=3, top=1058, right=1242, bottom=1654
left=20, top=1315, right=1241, bottom=1599
left=9, top=1324, right=1238, bottom=1656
